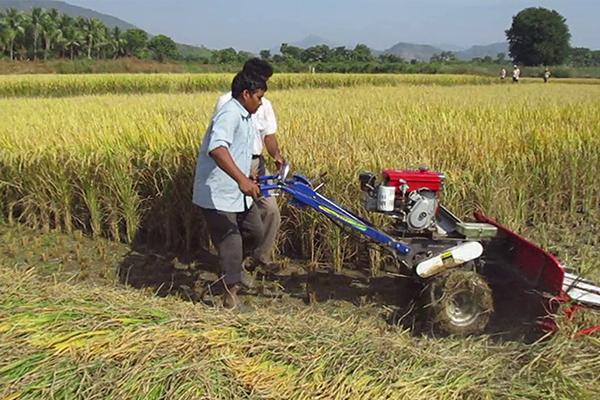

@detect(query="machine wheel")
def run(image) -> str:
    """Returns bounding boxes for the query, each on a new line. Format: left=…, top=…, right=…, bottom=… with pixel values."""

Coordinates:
left=422, top=269, right=494, bottom=336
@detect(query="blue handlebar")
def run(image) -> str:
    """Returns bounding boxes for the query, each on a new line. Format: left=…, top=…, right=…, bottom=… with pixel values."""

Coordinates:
left=259, top=173, right=411, bottom=256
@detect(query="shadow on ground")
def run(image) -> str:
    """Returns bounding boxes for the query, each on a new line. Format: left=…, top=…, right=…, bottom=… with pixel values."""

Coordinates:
left=116, top=243, right=549, bottom=343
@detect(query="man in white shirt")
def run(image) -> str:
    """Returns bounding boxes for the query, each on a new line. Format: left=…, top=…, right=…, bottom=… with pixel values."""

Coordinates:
left=512, top=65, right=521, bottom=82
left=213, top=59, right=285, bottom=272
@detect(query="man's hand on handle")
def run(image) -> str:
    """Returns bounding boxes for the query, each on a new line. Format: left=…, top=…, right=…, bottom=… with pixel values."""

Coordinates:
left=239, top=176, right=261, bottom=198
left=209, top=146, right=261, bottom=198
left=274, top=157, right=285, bottom=171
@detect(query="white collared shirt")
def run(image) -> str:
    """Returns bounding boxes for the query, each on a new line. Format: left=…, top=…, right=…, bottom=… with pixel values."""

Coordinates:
left=215, top=92, right=277, bottom=155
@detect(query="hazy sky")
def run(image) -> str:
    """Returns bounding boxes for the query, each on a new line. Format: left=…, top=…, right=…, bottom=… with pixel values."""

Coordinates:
left=65, top=0, right=599, bottom=51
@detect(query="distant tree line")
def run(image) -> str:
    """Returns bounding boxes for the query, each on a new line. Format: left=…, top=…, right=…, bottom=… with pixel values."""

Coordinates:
left=2, top=6, right=599, bottom=70
left=0, top=7, right=179, bottom=61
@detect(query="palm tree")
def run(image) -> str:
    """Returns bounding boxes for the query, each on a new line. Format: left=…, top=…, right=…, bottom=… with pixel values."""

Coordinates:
left=40, top=12, right=61, bottom=60
left=29, top=7, right=44, bottom=60
left=80, top=18, right=105, bottom=59
left=0, top=19, right=9, bottom=56
left=57, top=14, right=80, bottom=59
left=111, top=26, right=127, bottom=59
left=3, top=8, right=26, bottom=60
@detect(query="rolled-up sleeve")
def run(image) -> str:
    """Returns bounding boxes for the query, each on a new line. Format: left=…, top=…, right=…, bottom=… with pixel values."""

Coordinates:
left=207, top=110, right=239, bottom=153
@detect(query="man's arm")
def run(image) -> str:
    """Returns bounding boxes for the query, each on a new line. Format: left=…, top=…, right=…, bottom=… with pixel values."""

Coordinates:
left=260, top=99, right=285, bottom=169
left=209, top=147, right=260, bottom=198
left=264, top=134, right=285, bottom=169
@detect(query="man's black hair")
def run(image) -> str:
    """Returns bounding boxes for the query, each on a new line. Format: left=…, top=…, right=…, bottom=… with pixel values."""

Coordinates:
left=242, top=58, right=274, bottom=80
left=231, top=71, right=267, bottom=99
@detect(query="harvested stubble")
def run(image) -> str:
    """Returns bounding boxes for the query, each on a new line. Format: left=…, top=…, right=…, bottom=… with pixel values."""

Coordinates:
left=1, top=82, right=600, bottom=276
left=0, top=73, right=496, bottom=98
left=0, top=266, right=599, bottom=399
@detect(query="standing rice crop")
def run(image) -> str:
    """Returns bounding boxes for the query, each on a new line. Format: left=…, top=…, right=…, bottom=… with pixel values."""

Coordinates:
left=1, top=82, right=599, bottom=273
left=0, top=73, right=496, bottom=98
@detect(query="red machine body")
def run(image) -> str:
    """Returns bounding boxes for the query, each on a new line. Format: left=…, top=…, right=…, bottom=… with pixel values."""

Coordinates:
left=383, top=168, right=444, bottom=193
left=474, top=211, right=564, bottom=295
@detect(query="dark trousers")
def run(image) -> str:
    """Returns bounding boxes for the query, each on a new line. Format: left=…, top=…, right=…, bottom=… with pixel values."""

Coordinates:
left=201, top=205, right=264, bottom=285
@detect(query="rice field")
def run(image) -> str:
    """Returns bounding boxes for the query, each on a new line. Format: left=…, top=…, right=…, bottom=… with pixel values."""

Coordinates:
left=0, top=72, right=517, bottom=98
left=1, top=74, right=600, bottom=398
left=1, top=78, right=599, bottom=273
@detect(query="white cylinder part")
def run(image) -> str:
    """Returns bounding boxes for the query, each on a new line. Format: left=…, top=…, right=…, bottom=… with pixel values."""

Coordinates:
left=377, top=185, right=396, bottom=212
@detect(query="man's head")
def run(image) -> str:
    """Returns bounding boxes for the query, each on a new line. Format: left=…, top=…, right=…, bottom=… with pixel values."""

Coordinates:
left=231, top=72, right=267, bottom=114
left=242, top=58, right=274, bottom=81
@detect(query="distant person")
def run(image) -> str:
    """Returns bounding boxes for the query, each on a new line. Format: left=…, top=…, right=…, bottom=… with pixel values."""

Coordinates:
left=512, top=65, right=521, bottom=83
left=213, top=58, right=285, bottom=274
left=500, top=68, right=507, bottom=80
left=543, top=68, right=551, bottom=83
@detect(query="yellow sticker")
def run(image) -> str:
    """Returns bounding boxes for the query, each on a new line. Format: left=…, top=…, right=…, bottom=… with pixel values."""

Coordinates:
left=318, top=205, right=367, bottom=232
left=441, top=251, right=454, bottom=265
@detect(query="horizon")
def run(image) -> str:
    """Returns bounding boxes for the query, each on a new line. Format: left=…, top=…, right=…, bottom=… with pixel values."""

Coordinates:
left=9, top=0, right=600, bottom=51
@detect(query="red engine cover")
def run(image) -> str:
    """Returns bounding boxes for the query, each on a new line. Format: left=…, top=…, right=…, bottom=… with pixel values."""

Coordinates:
left=383, top=168, right=444, bottom=193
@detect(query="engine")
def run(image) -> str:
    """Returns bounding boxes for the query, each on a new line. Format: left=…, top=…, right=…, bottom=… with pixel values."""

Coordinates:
left=359, top=167, right=445, bottom=233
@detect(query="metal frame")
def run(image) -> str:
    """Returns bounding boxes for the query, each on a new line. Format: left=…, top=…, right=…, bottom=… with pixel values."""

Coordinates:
left=258, top=173, right=411, bottom=256
left=258, top=169, right=600, bottom=336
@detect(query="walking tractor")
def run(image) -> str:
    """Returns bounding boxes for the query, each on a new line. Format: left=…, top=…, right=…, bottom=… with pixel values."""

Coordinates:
left=259, top=164, right=600, bottom=336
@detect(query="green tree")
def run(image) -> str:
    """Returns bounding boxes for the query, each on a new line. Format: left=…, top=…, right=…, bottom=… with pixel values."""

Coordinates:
left=110, top=27, right=126, bottom=58
left=332, top=46, right=351, bottom=61
left=40, top=9, right=62, bottom=60
left=259, top=49, right=271, bottom=61
left=569, top=47, right=600, bottom=67
left=378, top=53, right=403, bottom=63
left=280, top=43, right=302, bottom=60
left=124, top=28, right=148, bottom=58
left=29, top=7, right=44, bottom=60
left=350, top=44, right=373, bottom=62
left=301, top=44, right=331, bottom=63
left=430, top=51, right=456, bottom=63
left=79, top=18, right=105, bottom=59
left=0, top=18, right=8, bottom=56
left=148, top=34, right=179, bottom=62
left=57, top=14, right=80, bottom=59
left=569, top=47, right=591, bottom=66
left=506, top=7, right=571, bottom=66
left=212, top=47, right=239, bottom=64
left=3, top=8, right=26, bottom=60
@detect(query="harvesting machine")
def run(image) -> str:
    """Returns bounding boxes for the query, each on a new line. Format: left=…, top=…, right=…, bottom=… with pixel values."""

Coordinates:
left=258, top=164, right=600, bottom=336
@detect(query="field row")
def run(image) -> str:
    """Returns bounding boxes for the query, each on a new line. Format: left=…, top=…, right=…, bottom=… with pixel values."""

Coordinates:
left=1, top=83, right=599, bottom=273
left=0, top=73, right=504, bottom=98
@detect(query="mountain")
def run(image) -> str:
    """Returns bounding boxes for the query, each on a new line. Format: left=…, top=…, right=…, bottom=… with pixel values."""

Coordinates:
left=382, top=42, right=444, bottom=61
left=382, top=40, right=509, bottom=61
left=456, top=42, right=509, bottom=60
left=434, top=43, right=465, bottom=52
left=0, top=0, right=136, bottom=30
